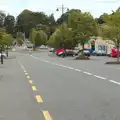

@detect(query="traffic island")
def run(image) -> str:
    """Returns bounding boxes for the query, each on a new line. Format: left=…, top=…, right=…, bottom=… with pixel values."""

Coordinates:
left=105, top=61, right=120, bottom=64
left=75, top=55, right=90, bottom=60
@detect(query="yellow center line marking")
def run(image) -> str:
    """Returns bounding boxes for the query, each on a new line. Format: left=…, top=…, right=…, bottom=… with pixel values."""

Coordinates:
left=43, top=111, right=52, bottom=120
left=27, top=76, right=30, bottom=79
left=29, top=80, right=33, bottom=84
left=35, top=95, right=43, bottom=103
left=32, top=86, right=37, bottom=91
left=25, top=73, right=28, bottom=75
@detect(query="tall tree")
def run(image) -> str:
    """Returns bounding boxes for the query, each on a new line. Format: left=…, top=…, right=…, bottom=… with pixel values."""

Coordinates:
left=34, top=33, right=42, bottom=47
left=48, top=23, right=74, bottom=49
left=16, top=9, right=50, bottom=38
left=100, top=8, right=120, bottom=62
left=0, top=11, right=6, bottom=28
left=56, top=9, right=81, bottom=25
left=68, top=11, right=96, bottom=53
left=4, top=15, right=15, bottom=35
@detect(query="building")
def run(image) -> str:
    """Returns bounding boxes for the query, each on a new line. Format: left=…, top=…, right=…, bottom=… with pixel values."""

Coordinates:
left=78, top=37, right=115, bottom=54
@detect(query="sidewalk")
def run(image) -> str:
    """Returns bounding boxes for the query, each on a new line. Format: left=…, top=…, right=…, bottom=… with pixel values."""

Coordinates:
left=0, top=52, right=44, bottom=120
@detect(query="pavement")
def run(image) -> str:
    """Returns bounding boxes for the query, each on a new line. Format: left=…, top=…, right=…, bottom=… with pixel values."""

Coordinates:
left=1, top=51, right=120, bottom=120
left=0, top=52, right=44, bottom=120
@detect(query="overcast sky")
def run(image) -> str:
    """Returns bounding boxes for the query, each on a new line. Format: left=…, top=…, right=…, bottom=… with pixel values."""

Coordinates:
left=0, top=0, right=120, bottom=19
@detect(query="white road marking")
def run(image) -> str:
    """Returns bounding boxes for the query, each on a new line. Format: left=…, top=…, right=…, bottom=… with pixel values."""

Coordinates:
left=94, top=75, right=106, bottom=80
left=30, top=55, right=111, bottom=81
left=109, top=80, right=120, bottom=85
left=31, top=55, right=39, bottom=59
left=18, top=60, right=26, bottom=71
left=83, top=72, right=92, bottom=75
left=74, top=69, right=82, bottom=72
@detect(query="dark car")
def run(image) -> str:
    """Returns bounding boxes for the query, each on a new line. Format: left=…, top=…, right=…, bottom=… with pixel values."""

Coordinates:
left=56, top=48, right=91, bottom=57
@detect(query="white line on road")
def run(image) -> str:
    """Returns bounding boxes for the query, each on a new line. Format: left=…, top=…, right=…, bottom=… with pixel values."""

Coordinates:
left=74, top=69, right=82, bottom=72
left=94, top=75, right=106, bottom=80
left=83, top=72, right=92, bottom=75
left=109, top=80, right=120, bottom=85
left=18, top=60, right=26, bottom=71
left=30, top=55, right=39, bottom=60
left=30, top=55, right=108, bottom=80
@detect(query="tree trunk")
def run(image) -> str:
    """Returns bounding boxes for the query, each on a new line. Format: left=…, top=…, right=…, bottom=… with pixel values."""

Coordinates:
left=6, top=46, right=8, bottom=57
left=0, top=46, right=3, bottom=64
left=117, top=44, right=119, bottom=62
left=81, top=43, right=84, bottom=56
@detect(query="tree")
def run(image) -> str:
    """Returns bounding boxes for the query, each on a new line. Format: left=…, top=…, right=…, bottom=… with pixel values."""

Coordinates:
left=56, top=9, right=81, bottom=25
left=3, top=34, right=13, bottom=46
left=2, top=34, right=13, bottom=57
left=0, top=28, right=13, bottom=57
left=47, top=23, right=74, bottom=49
left=29, top=28, right=37, bottom=43
left=4, top=15, right=15, bottom=35
left=39, top=30, right=48, bottom=45
left=29, top=28, right=48, bottom=45
left=100, top=9, right=120, bottom=62
left=16, top=9, right=50, bottom=38
left=68, top=11, right=96, bottom=54
left=34, top=33, right=42, bottom=47
left=0, top=11, right=6, bottom=28
left=36, top=14, right=56, bottom=38
left=17, top=39, right=23, bottom=46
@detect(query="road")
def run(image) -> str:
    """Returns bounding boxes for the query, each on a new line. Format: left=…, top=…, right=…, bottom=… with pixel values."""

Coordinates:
left=1, top=51, right=120, bottom=120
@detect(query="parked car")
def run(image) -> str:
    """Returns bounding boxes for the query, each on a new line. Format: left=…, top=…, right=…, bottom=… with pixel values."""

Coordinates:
left=49, top=48, right=55, bottom=52
left=56, top=48, right=65, bottom=57
left=96, top=50, right=103, bottom=56
left=83, top=49, right=91, bottom=56
left=111, top=47, right=120, bottom=57
left=56, top=48, right=90, bottom=57
left=91, top=50, right=97, bottom=56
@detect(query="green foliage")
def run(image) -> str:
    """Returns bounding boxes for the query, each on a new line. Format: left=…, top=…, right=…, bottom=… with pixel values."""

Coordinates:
left=17, top=39, right=23, bottom=45
left=100, top=8, right=120, bottom=61
left=48, top=10, right=96, bottom=49
left=0, top=28, right=13, bottom=46
left=99, top=8, right=120, bottom=47
left=39, top=30, right=48, bottom=45
left=3, top=34, right=13, bottom=46
left=56, top=9, right=81, bottom=25
left=34, top=33, right=41, bottom=47
left=48, top=23, right=75, bottom=49
left=4, top=15, right=15, bottom=35
left=29, top=29, right=37, bottom=43
left=16, top=9, right=55, bottom=38
left=30, top=29, right=48, bottom=46
left=68, top=11, right=95, bottom=46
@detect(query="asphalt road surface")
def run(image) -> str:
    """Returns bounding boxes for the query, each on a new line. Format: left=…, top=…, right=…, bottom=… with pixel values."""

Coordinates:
left=1, top=52, right=120, bottom=120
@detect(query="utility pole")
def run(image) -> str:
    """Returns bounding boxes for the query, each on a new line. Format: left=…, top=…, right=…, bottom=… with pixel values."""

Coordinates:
left=56, top=4, right=69, bottom=48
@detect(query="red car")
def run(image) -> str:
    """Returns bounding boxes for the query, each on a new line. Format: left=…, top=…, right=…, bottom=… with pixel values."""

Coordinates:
left=111, top=47, right=120, bottom=57
left=56, top=48, right=65, bottom=56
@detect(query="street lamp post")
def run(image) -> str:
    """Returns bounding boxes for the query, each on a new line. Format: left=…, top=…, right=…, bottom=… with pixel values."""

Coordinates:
left=56, top=4, right=69, bottom=48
